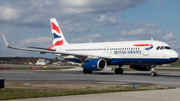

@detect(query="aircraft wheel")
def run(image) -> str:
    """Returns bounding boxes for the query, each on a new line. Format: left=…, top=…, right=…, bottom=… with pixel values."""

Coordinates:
left=88, top=70, right=92, bottom=74
left=115, top=68, right=124, bottom=74
left=115, top=68, right=119, bottom=74
left=83, top=69, right=88, bottom=74
left=154, top=72, right=157, bottom=76
left=119, top=68, right=124, bottom=74
left=151, top=72, right=157, bottom=76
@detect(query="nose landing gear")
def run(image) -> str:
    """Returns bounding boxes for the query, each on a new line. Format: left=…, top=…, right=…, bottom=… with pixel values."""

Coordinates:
left=151, top=67, right=157, bottom=76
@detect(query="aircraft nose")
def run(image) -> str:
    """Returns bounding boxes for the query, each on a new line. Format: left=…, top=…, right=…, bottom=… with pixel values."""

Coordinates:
left=169, top=50, right=179, bottom=62
left=171, top=50, right=179, bottom=58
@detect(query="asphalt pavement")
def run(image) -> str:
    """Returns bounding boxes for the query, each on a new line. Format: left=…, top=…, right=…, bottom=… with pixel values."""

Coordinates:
left=1, top=66, right=180, bottom=101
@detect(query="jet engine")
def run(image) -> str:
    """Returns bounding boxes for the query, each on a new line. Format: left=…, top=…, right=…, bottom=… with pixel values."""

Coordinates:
left=130, top=65, right=152, bottom=71
left=82, top=58, right=107, bottom=71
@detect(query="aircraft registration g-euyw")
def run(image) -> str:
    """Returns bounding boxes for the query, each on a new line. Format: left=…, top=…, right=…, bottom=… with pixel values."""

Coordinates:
left=2, top=18, right=179, bottom=76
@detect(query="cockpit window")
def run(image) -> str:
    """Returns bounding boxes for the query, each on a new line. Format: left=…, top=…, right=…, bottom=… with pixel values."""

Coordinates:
left=165, top=46, right=171, bottom=50
left=157, top=46, right=172, bottom=50
left=160, top=46, right=164, bottom=50
left=156, top=46, right=160, bottom=50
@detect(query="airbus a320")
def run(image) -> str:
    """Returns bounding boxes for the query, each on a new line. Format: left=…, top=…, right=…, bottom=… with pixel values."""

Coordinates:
left=2, top=18, right=179, bottom=76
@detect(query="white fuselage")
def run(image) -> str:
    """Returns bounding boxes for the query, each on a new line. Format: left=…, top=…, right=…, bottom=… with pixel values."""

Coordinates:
left=53, top=40, right=178, bottom=65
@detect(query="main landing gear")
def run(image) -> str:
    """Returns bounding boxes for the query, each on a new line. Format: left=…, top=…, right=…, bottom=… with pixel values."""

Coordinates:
left=115, top=65, right=124, bottom=74
left=83, top=68, right=92, bottom=74
left=151, top=67, right=157, bottom=76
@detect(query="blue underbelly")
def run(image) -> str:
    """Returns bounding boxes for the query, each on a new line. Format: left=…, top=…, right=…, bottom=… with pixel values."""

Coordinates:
left=108, top=58, right=178, bottom=65
left=65, top=58, right=178, bottom=65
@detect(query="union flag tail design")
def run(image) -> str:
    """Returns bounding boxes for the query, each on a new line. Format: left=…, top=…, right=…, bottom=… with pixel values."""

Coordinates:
left=49, top=18, right=68, bottom=49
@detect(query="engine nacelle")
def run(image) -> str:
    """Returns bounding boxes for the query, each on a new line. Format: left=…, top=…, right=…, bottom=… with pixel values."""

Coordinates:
left=130, top=65, right=152, bottom=71
left=82, top=58, right=107, bottom=71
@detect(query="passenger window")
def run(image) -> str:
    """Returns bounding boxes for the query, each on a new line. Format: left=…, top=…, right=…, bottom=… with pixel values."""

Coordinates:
left=156, top=46, right=160, bottom=50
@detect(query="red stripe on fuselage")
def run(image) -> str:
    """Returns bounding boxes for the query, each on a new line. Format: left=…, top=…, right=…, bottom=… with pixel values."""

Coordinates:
left=51, top=22, right=61, bottom=33
left=133, top=44, right=153, bottom=47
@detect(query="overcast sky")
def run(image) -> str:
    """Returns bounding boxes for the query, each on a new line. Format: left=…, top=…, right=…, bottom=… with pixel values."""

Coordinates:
left=0, top=0, right=180, bottom=58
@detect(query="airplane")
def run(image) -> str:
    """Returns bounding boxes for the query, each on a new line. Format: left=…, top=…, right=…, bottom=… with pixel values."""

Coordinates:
left=2, top=18, right=179, bottom=76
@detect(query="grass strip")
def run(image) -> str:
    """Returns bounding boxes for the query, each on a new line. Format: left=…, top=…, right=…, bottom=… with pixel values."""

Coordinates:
left=156, top=69, right=180, bottom=72
left=0, top=87, right=175, bottom=100
left=0, top=67, right=74, bottom=70
left=11, top=67, right=180, bottom=71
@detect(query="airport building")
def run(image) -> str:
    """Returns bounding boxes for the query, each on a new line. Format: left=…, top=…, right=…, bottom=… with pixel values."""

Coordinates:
left=35, top=59, right=49, bottom=65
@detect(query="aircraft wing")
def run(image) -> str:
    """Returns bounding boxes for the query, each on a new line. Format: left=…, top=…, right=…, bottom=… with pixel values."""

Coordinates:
left=27, top=46, right=56, bottom=51
left=2, top=34, right=112, bottom=60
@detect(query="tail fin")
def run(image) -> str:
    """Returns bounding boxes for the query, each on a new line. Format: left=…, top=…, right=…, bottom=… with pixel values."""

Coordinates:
left=50, top=18, right=68, bottom=47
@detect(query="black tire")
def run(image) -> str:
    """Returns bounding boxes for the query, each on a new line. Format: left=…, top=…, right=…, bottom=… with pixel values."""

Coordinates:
left=151, top=72, right=157, bottom=76
left=115, top=68, right=124, bottom=74
left=83, top=69, right=88, bottom=74
left=119, top=68, right=124, bottom=74
left=115, top=68, right=120, bottom=74
left=154, top=72, right=157, bottom=76
left=88, top=70, right=92, bottom=74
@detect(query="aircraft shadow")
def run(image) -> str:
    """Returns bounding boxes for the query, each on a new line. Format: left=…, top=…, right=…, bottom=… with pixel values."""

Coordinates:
left=74, top=71, right=180, bottom=78
left=122, top=72, right=180, bottom=78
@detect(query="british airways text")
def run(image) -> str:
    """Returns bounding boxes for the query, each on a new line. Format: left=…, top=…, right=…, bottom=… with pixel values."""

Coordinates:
left=114, top=50, right=142, bottom=54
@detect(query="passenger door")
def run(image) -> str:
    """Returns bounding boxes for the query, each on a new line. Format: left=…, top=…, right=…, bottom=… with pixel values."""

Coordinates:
left=143, top=43, right=151, bottom=56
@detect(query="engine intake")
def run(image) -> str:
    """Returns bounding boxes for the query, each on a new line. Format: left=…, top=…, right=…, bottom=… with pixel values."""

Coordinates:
left=130, top=65, right=151, bottom=71
left=82, top=58, right=107, bottom=71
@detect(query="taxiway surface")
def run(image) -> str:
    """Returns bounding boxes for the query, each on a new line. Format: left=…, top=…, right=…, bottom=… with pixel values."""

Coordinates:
left=0, top=67, right=180, bottom=87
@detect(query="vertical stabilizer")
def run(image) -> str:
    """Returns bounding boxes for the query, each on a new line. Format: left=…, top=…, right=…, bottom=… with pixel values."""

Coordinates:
left=50, top=18, right=68, bottom=48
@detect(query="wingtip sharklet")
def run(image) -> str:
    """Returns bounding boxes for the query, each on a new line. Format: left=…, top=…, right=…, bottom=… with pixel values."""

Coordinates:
left=2, top=34, right=10, bottom=47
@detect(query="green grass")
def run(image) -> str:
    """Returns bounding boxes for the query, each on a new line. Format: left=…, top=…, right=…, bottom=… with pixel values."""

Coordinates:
left=11, top=67, right=180, bottom=71
left=2, top=66, right=180, bottom=72
left=0, top=67, right=74, bottom=70
left=156, top=69, right=180, bottom=72
left=170, top=64, right=180, bottom=67
left=0, top=87, right=174, bottom=100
